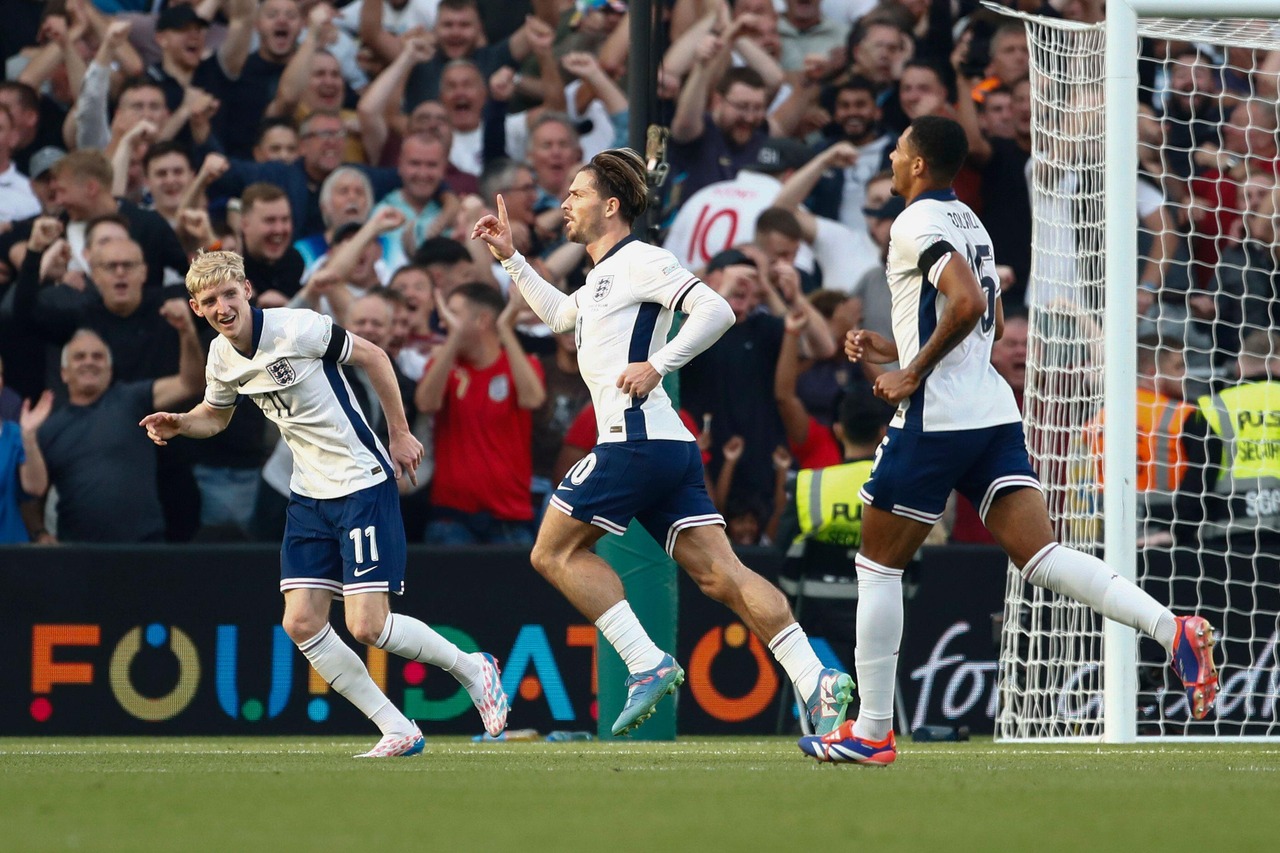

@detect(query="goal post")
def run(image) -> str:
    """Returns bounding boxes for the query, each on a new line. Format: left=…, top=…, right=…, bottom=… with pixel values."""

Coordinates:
left=994, top=1, right=1280, bottom=742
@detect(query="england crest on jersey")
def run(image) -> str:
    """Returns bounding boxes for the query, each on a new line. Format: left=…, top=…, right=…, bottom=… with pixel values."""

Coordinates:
left=593, top=275, right=614, bottom=302
left=267, top=358, right=296, bottom=385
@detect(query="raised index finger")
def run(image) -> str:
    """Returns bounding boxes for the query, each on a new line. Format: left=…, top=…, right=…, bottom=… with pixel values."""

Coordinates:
left=496, top=194, right=508, bottom=227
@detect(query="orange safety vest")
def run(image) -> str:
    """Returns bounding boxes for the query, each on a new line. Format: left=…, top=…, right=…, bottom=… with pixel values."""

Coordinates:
left=1085, top=388, right=1195, bottom=492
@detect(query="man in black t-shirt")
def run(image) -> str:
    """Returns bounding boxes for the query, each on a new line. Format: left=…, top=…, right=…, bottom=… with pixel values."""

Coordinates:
left=211, top=0, right=305, bottom=159
left=146, top=2, right=255, bottom=114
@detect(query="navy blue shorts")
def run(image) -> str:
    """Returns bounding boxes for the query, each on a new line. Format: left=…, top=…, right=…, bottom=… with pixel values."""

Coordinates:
left=281, top=478, right=407, bottom=596
left=859, top=422, right=1041, bottom=525
left=549, top=440, right=724, bottom=555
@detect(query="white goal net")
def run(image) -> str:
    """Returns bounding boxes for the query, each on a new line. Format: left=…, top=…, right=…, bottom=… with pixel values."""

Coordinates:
left=997, top=10, right=1280, bottom=741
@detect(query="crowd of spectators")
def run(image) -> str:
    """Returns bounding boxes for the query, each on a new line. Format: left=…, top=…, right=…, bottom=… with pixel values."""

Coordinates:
left=0, top=0, right=1276, bottom=554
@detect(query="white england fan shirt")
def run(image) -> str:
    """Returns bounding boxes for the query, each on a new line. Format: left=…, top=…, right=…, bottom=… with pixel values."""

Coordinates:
left=204, top=308, right=390, bottom=499
left=886, top=189, right=1020, bottom=432
left=576, top=238, right=700, bottom=444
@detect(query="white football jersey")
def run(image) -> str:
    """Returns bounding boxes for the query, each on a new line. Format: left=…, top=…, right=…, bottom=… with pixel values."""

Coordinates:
left=885, top=189, right=1021, bottom=432
left=204, top=308, right=390, bottom=499
left=662, top=171, right=815, bottom=274
left=573, top=238, right=701, bottom=444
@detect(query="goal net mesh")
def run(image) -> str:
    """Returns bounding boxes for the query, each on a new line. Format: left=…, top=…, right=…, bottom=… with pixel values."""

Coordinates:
left=997, top=13, right=1280, bottom=741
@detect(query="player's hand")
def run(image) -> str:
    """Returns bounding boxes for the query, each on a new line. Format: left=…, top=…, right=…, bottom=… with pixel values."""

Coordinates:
left=845, top=328, right=898, bottom=364
left=388, top=429, right=424, bottom=486
left=139, top=412, right=184, bottom=446
left=471, top=194, right=515, bottom=261
left=616, top=361, right=661, bottom=399
left=872, top=367, right=920, bottom=406
left=722, top=435, right=744, bottom=463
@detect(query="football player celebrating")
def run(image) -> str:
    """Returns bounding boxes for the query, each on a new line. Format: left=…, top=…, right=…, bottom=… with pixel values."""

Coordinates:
left=141, top=252, right=509, bottom=757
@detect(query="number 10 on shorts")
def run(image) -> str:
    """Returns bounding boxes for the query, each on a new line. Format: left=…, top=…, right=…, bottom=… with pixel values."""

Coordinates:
left=348, top=526, right=380, bottom=564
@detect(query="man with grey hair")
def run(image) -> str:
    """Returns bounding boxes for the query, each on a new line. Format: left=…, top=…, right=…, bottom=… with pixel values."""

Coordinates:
left=295, top=166, right=406, bottom=279
left=34, top=321, right=203, bottom=543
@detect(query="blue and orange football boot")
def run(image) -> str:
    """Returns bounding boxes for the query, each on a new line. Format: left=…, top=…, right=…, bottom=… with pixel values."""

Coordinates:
left=798, top=720, right=896, bottom=766
left=1171, top=615, right=1219, bottom=720
left=611, top=653, right=685, bottom=736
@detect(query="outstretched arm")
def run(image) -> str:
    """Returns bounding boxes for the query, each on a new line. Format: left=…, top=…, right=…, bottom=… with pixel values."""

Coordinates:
left=140, top=401, right=235, bottom=444
left=774, top=311, right=813, bottom=449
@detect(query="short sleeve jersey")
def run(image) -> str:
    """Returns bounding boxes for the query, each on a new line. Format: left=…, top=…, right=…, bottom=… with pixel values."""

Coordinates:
left=570, top=237, right=702, bottom=445
left=203, top=308, right=390, bottom=498
left=885, top=189, right=1020, bottom=432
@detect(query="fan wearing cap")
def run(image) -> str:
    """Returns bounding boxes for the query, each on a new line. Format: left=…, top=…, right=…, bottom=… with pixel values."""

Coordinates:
left=145, top=0, right=255, bottom=115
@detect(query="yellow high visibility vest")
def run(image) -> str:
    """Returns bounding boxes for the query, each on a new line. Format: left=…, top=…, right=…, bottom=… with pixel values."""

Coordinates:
left=1197, top=380, right=1280, bottom=537
left=793, top=460, right=875, bottom=549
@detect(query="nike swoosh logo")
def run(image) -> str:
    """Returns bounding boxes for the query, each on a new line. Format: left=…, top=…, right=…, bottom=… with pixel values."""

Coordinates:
left=557, top=485, right=573, bottom=492
left=238, top=378, right=250, bottom=387
left=353, top=565, right=379, bottom=577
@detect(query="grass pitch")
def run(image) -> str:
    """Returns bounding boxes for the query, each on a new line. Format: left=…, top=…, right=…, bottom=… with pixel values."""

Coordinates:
left=2, top=737, right=1275, bottom=853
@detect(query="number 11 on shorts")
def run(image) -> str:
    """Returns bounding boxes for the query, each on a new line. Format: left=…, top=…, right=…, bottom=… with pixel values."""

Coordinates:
left=348, top=526, right=380, bottom=564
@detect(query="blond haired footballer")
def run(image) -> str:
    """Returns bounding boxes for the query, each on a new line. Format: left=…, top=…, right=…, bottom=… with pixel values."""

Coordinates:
left=141, top=252, right=509, bottom=756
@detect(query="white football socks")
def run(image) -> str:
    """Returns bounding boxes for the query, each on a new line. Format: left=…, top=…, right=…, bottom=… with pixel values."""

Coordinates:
left=767, top=623, right=824, bottom=700
left=1022, top=543, right=1178, bottom=653
left=298, top=624, right=413, bottom=736
left=596, top=600, right=665, bottom=674
left=852, top=555, right=903, bottom=742
left=375, top=612, right=485, bottom=692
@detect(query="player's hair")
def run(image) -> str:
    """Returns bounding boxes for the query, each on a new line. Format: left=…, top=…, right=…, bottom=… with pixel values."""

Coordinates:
left=52, top=150, right=113, bottom=190
left=60, top=328, right=112, bottom=369
left=186, top=250, right=247, bottom=297
left=906, top=115, right=969, bottom=185
left=583, top=147, right=648, bottom=225
left=241, top=182, right=289, bottom=217
left=318, top=166, right=372, bottom=225
left=755, top=207, right=804, bottom=241
left=0, top=80, right=39, bottom=114
left=255, top=116, right=297, bottom=147
left=142, top=141, right=193, bottom=173
left=414, top=236, right=471, bottom=266
left=715, top=66, right=766, bottom=97
left=85, top=212, right=132, bottom=245
left=451, top=281, right=506, bottom=317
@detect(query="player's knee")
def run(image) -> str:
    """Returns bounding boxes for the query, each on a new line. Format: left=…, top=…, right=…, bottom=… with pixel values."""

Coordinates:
left=346, top=612, right=386, bottom=647
left=530, top=540, right=565, bottom=579
left=282, top=612, right=327, bottom=645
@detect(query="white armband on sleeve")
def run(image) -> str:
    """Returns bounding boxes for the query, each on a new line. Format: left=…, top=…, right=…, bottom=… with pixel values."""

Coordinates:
left=927, top=251, right=952, bottom=287
left=500, top=251, right=578, bottom=333
left=647, top=283, right=734, bottom=376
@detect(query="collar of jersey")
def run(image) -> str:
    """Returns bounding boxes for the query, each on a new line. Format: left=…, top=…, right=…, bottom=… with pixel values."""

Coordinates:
left=597, top=234, right=638, bottom=265
left=909, top=188, right=957, bottom=205
left=232, top=307, right=265, bottom=360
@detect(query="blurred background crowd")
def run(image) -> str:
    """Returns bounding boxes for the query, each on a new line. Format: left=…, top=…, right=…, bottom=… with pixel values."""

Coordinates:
left=0, top=0, right=1276, bottom=556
